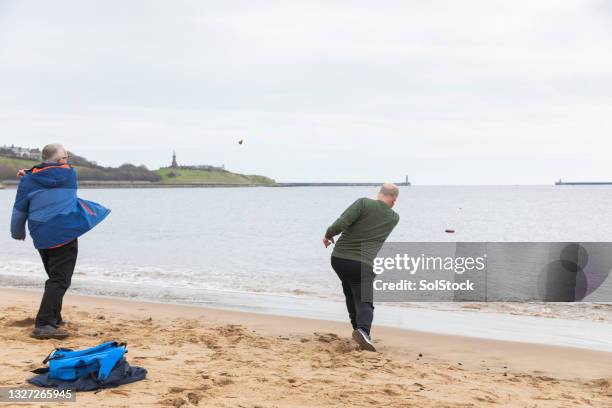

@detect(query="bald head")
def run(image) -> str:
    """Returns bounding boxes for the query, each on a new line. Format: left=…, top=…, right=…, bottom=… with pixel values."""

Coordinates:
left=378, top=183, right=399, bottom=208
left=42, top=144, right=68, bottom=163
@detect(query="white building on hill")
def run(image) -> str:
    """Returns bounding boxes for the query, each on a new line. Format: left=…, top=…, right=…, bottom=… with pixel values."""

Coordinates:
left=1, top=145, right=42, bottom=160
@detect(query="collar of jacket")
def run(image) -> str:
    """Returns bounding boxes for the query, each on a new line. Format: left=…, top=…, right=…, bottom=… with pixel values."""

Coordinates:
left=29, top=162, right=72, bottom=174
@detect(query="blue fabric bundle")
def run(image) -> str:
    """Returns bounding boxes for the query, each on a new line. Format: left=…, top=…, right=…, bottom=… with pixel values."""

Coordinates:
left=28, top=342, right=147, bottom=391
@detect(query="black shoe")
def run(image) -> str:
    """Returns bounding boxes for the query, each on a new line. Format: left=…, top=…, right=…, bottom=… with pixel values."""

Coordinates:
left=352, top=329, right=376, bottom=352
left=31, top=325, right=70, bottom=340
left=57, top=320, right=68, bottom=327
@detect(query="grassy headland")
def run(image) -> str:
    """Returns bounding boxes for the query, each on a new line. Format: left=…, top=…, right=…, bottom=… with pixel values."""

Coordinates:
left=0, top=156, right=158, bottom=182
left=0, top=155, right=274, bottom=185
left=156, top=167, right=275, bottom=185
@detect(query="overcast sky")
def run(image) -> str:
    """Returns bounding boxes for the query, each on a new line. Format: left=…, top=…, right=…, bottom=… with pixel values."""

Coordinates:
left=1, top=0, right=611, bottom=184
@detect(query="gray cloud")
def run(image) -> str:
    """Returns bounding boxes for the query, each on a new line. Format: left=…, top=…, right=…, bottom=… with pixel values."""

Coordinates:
left=0, top=0, right=610, bottom=183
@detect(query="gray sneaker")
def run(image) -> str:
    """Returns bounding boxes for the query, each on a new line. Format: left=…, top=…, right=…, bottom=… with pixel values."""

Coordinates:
left=352, top=329, right=376, bottom=352
left=31, top=325, right=70, bottom=340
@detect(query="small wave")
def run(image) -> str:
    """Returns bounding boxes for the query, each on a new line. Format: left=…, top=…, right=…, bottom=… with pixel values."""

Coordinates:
left=0, top=258, right=340, bottom=303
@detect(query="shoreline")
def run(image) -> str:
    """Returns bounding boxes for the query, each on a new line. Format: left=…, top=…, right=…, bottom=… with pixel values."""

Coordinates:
left=0, top=181, right=411, bottom=189
left=2, top=288, right=611, bottom=406
left=3, top=281, right=612, bottom=353
left=5, top=182, right=612, bottom=189
left=0, top=180, right=272, bottom=189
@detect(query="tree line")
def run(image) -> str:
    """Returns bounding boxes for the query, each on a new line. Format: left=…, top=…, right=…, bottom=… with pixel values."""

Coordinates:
left=0, top=151, right=161, bottom=182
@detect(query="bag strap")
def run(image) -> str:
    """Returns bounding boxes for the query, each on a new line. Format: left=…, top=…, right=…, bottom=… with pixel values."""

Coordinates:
left=42, top=351, right=54, bottom=365
left=42, top=347, right=74, bottom=364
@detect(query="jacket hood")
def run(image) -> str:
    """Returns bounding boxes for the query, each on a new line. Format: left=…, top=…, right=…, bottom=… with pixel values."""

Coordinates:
left=27, top=162, right=74, bottom=188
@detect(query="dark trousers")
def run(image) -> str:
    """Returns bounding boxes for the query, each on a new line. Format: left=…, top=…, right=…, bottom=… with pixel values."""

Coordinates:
left=35, top=239, right=78, bottom=328
left=331, top=256, right=374, bottom=335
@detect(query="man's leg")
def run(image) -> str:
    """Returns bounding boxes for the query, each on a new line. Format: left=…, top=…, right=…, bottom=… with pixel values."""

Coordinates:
left=38, top=248, right=66, bottom=325
left=56, top=241, right=77, bottom=325
left=35, top=250, right=55, bottom=327
left=331, top=256, right=358, bottom=329
left=333, top=259, right=376, bottom=351
left=35, top=240, right=78, bottom=328
left=350, top=263, right=375, bottom=336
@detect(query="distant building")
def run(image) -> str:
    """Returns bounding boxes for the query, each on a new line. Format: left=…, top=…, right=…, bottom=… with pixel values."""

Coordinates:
left=1, top=145, right=42, bottom=160
left=167, top=150, right=224, bottom=172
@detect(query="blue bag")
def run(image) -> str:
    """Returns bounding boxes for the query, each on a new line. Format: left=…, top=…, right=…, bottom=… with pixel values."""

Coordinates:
left=44, top=342, right=127, bottom=382
left=28, top=341, right=147, bottom=391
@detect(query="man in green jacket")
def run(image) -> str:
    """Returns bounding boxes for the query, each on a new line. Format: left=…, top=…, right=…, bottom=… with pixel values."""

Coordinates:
left=324, top=183, right=400, bottom=351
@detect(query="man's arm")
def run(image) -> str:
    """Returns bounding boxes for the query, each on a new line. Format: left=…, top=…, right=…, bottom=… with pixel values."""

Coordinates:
left=10, top=180, right=29, bottom=240
left=324, top=198, right=364, bottom=240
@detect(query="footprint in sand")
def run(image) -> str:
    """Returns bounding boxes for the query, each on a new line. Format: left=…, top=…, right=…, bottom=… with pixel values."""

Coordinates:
left=7, top=317, right=35, bottom=327
left=474, top=395, right=498, bottom=404
left=214, top=378, right=233, bottom=387
left=186, top=392, right=202, bottom=405
left=159, top=396, right=187, bottom=407
left=382, top=388, right=402, bottom=396
left=314, top=332, right=340, bottom=343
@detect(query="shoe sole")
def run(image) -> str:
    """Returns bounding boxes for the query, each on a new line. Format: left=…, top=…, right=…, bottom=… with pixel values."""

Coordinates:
left=352, top=330, right=376, bottom=352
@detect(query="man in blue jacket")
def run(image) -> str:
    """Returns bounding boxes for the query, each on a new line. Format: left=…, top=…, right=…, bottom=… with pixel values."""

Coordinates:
left=11, top=144, right=110, bottom=340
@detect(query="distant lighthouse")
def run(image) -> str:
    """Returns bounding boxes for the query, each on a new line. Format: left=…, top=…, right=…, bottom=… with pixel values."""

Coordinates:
left=171, top=151, right=178, bottom=168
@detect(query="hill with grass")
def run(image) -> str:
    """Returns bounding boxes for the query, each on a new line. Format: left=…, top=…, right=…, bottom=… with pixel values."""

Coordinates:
left=0, top=154, right=274, bottom=185
left=0, top=156, right=160, bottom=182
left=0, top=156, right=39, bottom=175
left=157, top=167, right=275, bottom=185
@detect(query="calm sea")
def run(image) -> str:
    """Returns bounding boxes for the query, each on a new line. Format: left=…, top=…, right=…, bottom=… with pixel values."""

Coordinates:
left=3, top=185, right=612, bottom=351
left=1, top=185, right=611, bottom=304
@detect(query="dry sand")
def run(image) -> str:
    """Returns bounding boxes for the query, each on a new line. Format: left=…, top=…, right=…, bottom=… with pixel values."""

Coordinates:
left=0, top=288, right=611, bottom=407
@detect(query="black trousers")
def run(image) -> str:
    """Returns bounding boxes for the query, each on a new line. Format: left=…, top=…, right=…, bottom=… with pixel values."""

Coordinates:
left=35, top=239, right=78, bottom=328
left=331, top=256, right=374, bottom=335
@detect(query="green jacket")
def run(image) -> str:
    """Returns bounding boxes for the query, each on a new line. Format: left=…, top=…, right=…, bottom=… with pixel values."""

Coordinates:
left=326, top=197, right=399, bottom=266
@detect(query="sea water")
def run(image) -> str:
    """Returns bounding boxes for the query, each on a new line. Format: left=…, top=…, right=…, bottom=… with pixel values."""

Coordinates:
left=2, top=186, right=612, bottom=350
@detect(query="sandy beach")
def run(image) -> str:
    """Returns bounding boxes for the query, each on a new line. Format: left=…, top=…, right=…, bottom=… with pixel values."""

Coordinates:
left=1, top=288, right=611, bottom=407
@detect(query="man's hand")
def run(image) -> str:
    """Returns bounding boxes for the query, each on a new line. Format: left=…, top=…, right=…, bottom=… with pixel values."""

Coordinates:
left=16, top=169, right=26, bottom=178
left=323, top=237, right=335, bottom=248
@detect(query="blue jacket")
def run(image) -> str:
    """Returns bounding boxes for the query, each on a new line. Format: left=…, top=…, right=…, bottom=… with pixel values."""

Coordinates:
left=10, top=162, right=110, bottom=249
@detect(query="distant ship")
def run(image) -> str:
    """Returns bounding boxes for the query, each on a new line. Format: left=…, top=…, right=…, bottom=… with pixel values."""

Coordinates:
left=555, top=179, right=612, bottom=186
